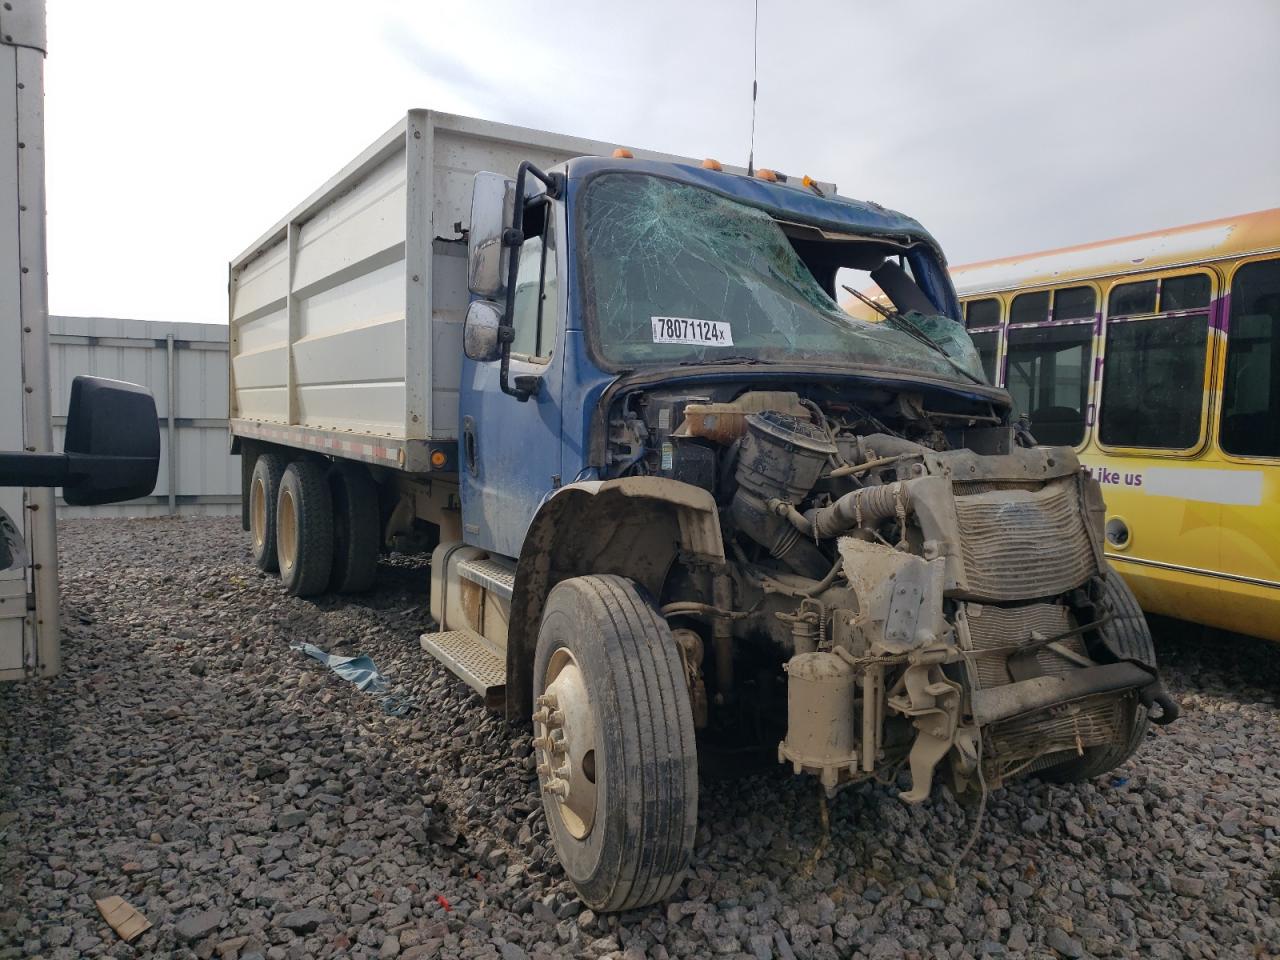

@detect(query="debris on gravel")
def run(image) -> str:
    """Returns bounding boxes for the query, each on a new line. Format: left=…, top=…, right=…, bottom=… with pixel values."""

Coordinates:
left=2, top=516, right=1279, bottom=959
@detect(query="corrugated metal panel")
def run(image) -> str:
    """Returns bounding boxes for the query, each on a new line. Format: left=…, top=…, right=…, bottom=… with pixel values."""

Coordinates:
left=48, top=316, right=239, bottom=517
left=228, top=109, right=701, bottom=456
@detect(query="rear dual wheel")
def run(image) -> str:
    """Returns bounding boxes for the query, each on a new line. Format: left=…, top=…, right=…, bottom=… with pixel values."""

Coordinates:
left=250, top=453, right=381, bottom=597
left=533, top=575, right=698, bottom=912
left=276, top=461, right=334, bottom=597
left=249, top=453, right=287, bottom=572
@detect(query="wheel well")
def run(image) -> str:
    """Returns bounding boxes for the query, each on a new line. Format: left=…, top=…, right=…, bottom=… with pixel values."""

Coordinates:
left=504, top=477, right=725, bottom=722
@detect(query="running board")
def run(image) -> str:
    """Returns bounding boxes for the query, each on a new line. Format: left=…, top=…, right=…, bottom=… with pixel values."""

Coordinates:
left=456, top=555, right=516, bottom=602
left=420, top=627, right=506, bottom=710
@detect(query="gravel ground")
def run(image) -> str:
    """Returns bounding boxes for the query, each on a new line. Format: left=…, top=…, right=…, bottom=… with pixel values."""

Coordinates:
left=1, top=516, right=1278, bottom=960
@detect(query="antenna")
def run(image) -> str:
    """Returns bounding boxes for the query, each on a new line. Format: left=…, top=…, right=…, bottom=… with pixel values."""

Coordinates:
left=747, top=0, right=759, bottom=176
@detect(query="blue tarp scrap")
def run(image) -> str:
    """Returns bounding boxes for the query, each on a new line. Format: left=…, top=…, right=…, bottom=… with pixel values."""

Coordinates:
left=289, top=642, right=418, bottom=716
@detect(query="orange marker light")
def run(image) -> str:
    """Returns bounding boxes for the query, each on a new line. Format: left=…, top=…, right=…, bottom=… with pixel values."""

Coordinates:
left=430, top=450, right=448, bottom=468
left=611, top=148, right=634, bottom=159
left=755, top=168, right=779, bottom=182
left=702, top=158, right=723, bottom=171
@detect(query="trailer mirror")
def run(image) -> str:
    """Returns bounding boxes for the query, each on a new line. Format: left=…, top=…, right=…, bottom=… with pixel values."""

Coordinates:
left=62, top=376, right=160, bottom=506
left=463, top=300, right=503, bottom=363
left=468, top=171, right=516, bottom=298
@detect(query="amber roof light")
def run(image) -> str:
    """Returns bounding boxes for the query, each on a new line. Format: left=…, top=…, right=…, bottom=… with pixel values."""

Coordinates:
left=702, top=158, right=723, bottom=171
left=611, top=148, right=634, bottom=159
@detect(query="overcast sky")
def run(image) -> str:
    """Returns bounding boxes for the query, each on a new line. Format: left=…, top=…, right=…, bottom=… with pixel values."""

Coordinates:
left=45, top=0, right=1279, bottom=324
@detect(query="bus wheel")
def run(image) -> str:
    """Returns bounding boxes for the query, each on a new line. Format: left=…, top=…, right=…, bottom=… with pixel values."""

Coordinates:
left=1041, top=572, right=1155, bottom=783
left=249, top=453, right=287, bottom=573
left=329, top=466, right=380, bottom=593
left=533, top=575, right=697, bottom=912
left=276, top=461, right=334, bottom=598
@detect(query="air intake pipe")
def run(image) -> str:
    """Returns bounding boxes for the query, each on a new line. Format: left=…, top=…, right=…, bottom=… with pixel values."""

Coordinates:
left=770, top=481, right=910, bottom=540
left=731, top=412, right=835, bottom=579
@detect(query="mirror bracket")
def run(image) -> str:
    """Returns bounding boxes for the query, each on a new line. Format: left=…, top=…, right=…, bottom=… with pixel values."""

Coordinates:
left=499, top=161, right=559, bottom=401
left=512, top=374, right=542, bottom=400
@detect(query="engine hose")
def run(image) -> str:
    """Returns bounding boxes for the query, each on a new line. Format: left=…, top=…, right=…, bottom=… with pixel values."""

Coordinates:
left=770, top=481, right=909, bottom=540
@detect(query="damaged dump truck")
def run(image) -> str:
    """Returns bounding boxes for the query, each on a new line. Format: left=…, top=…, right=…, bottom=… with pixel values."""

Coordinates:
left=228, top=111, right=1178, bottom=913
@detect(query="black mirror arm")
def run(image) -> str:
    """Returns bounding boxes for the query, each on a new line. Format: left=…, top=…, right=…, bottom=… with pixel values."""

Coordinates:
left=0, top=450, right=69, bottom=488
left=499, top=162, right=562, bottom=402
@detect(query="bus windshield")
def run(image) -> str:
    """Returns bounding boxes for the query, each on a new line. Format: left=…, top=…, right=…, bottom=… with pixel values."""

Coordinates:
left=578, top=172, right=986, bottom=384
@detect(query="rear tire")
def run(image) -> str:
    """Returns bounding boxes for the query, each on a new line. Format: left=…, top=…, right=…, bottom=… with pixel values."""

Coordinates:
left=249, top=453, right=287, bottom=573
left=533, top=575, right=698, bottom=912
left=1041, top=572, right=1154, bottom=783
left=329, top=466, right=380, bottom=593
left=276, top=461, right=334, bottom=597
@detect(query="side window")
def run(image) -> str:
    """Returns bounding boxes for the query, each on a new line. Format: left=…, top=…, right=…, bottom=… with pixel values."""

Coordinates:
left=1108, top=280, right=1157, bottom=317
left=1053, top=286, right=1096, bottom=321
left=964, top=298, right=1000, bottom=330
left=1100, top=272, right=1213, bottom=449
left=968, top=331, right=999, bottom=384
left=1006, top=325, right=1094, bottom=446
left=1010, top=290, right=1050, bottom=325
left=1099, top=290, right=1210, bottom=451
left=963, top=298, right=1001, bottom=384
left=509, top=204, right=559, bottom=361
left=1221, top=258, right=1280, bottom=457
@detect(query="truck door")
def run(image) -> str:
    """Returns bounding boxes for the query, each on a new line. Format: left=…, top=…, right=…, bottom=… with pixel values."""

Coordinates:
left=459, top=198, right=564, bottom=559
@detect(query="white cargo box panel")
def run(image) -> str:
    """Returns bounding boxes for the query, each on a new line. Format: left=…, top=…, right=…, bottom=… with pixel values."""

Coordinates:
left=228, top=110, right=691, bottom=473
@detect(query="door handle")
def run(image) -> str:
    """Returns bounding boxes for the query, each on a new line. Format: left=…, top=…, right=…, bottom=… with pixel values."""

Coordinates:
left=463, top=416, right=479, bottom=477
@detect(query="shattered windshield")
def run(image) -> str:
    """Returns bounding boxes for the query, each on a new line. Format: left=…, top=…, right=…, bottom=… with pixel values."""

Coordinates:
left=578, top=173, right=986, bottom=383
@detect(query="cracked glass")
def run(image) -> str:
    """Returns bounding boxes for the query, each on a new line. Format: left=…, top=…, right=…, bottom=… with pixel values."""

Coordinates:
left=578, top=173, right=985, bottom=383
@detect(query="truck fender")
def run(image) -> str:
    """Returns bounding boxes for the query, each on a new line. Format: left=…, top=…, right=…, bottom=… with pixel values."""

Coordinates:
left=505, top=476, right=725, bottom=721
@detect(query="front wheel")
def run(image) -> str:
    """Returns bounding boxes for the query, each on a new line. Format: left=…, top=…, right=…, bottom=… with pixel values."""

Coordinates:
left=1041, top=571, right=1155, bottom=783
left=533, top=575, right=698, bottom=912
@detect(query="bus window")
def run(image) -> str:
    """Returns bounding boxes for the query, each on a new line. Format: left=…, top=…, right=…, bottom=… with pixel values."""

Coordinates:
left=1010, top=290, right=1049, bottom=324
left=965, top=297, right=1000, bottom=329
left=1221, top=258, right=1280, bottom=458
left=1161, top=273, right=1211, bottom=311
left=1006, top=324, right=1093, bottom=445
left=1099, top=313, right=1209, bottom=449
left=1054, top=286, right=1096, bottom=321
left=968, top=329, right=999, bottom=383
left=1108, top=280, right=1157, bottom=317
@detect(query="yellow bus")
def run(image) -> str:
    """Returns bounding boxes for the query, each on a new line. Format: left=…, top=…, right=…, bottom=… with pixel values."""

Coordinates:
left=950, top=208, right=1280, bottom=643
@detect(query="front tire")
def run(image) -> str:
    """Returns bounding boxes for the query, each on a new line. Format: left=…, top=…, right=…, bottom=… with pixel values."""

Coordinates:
left=533, top=575, right=698, bottom=912
left=1042, top=572, right=1155, bottom=783
left=276, top=461, right=334, bottom=598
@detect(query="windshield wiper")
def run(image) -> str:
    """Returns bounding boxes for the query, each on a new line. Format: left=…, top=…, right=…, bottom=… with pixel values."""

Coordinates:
left=841, top=285, right=984, bottom=386
left=677, top=355, right=773, bottom=366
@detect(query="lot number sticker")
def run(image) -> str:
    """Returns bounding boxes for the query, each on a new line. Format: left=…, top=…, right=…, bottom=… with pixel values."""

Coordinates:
left=651, top=316, right=734, bottom=347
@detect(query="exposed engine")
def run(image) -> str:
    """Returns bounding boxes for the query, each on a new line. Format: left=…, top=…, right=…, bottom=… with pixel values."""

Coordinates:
left=605, top=384, right=1178, bottom=800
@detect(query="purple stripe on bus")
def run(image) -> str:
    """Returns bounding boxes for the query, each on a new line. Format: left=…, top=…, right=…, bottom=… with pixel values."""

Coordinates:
left=1211, top=293, right=1230, bottom=332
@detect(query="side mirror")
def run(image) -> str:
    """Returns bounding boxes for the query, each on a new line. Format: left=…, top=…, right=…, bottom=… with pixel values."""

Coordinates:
left=463, top=300, right=503, bottom=362
left=63, top=377, right=161, bottom=505
left=0, top=376, right=160, bottom=505
left=467, top=171, right=515, bottom=298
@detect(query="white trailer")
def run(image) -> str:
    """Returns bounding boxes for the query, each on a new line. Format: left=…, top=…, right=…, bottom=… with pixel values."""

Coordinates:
left=0, top=1, right=160, bottom=681
left=0, top=1, right=57, bottom=680
left=228, top=110, right=688, bottom=470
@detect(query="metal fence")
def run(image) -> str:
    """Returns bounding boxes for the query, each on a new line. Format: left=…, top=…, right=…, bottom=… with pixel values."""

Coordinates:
left=49, top=316, right=238, bottom=517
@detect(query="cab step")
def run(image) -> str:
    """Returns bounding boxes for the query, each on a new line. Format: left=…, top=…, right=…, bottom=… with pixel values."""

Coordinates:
left=455, top=554, right=516, bottom=601
left=420, top=627, right=506, bottom=709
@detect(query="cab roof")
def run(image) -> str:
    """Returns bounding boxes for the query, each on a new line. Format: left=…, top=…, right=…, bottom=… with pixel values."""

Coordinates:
left=565, top=156, right=946, bottom=260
